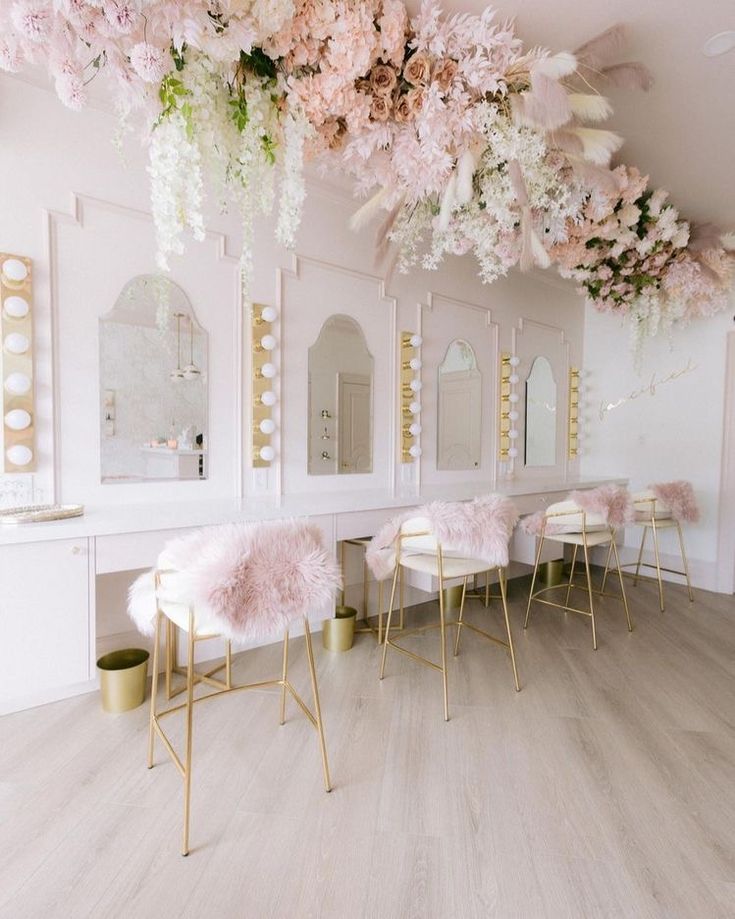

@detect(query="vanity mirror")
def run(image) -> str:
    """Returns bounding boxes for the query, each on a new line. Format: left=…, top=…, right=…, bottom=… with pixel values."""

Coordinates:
left=99, top=275, right=207, bottom=483
left=524, top=356, right=557, bottom=467
left=437, top=338, right=481, bottom=470
left=308, top=314, right=373, bottom=475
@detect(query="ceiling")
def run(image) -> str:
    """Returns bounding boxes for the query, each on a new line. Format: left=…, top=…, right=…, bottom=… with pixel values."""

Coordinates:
left=404, top=0, right=735, bottom=228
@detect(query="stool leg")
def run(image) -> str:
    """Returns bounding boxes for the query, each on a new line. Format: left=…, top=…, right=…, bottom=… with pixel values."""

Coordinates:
left=182, top=610, right=195, bottom=857
left=438, top=555, right=449, bottom=722
left=362, top=557, right=369, bottom=623
left=600, top=542, right=613, bottom=594
left=582, top=537, right=597, bottom=650
left=565, top=545, right=578, bottom=609
left=499, top=567, right=520, bottom=692
left=377, top=580, right=383, bottom=645
left=165, top=618, right=174, bottom=700
left=611, top=538, right=633, bottom=632
left=524, top=534, right=545, bottom=629
left=676, top=521, right=694, bottom=602
left=453, top=576, right=469, bottom=657
left=633, top=526, right=647, bottom=587
left=147, top=610, right=162, bottom=769
left=484, top=570, right=490, bottom=608
left=280, top=629, right=289, bottom=725
left=225, top=640, right=232, bottom=690
left=650, top=519, right=665, bottom=612
left=304, top=617, right=331, bottom=793
left=379, top=566, right=400, bottom=679
left=399, top=564, right=405, bottom=630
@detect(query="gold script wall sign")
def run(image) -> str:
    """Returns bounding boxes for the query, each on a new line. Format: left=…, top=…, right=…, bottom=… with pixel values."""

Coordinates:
left=598, top=359, right=697, bottom=422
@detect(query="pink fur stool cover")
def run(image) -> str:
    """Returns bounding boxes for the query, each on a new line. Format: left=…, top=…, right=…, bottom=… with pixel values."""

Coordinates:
left=521, top=484, right=634, bottom=536
left=128, top=519, right=342, bottom=642
left=650, top=481, right=700, bottom=523
left=366, top=494, right=519, bottom=582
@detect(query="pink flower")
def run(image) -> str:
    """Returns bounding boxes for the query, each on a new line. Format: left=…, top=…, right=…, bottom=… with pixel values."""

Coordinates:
left=404, top=51, right=432, bottom=86
left=103, top=1, right=138, bottom=34
left=394, top=93, right=414, bottom=123
left=129, top=42, right=168, bottom=84
left=0, top=39, right=23, bottom=72
left=378, top=0, right=408, bottom=68
left=433, top=57, right=458, bottom=92
left=55, top=72, right=86, bottom=110
left=10, top=1, right=52, bottom=42
left=370, top=63, right=398, bottom=97
left=370, top=94, right=392, bottom=122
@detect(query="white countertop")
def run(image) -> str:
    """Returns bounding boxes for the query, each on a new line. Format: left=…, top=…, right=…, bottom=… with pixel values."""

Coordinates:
left=0, top=476, right=626, bottom=546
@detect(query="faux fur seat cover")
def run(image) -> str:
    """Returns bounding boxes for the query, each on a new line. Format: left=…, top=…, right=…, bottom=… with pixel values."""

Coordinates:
left=648, top=481, right=700, bottom=523
left=520, top=484, right=634, bottom=536
left=128, top=519, right=342, bottom=642
left=365, top=494, right=519, bottom=582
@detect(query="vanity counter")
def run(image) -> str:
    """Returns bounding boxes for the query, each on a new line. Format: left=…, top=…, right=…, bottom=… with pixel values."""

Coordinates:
left=0, top=475, right=625, bottom=547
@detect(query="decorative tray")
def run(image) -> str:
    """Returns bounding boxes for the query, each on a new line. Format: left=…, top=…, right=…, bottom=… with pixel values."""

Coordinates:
left=0, top=503, right=85, bottom=524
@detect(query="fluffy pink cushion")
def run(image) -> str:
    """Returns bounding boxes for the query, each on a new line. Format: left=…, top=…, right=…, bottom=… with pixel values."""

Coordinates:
left=366, top=494, right=519, bottom=581
left=128, top=519, right=341, bottom=641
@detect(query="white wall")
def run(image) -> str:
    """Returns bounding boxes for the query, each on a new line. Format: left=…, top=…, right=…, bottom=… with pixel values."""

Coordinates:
left=581, top=308, right=733, bottom=591
left=0, top=73, right=587, bottom=509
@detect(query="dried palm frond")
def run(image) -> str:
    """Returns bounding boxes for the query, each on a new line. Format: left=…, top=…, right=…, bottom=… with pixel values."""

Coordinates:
left=600, top=62, right=654, bottom=91
left=574, top=24, right=628, bottom=70
left=568, top=93, right=613, bottom=122
left=569, top=127, right=624, bottom=165
left=532, top=51, right=578, bottom=79
left=512, top=73, right=572, bottom=130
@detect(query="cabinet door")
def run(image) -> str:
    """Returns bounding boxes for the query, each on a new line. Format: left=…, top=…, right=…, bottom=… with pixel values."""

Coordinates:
left=0, top=538, right=90, bottom=706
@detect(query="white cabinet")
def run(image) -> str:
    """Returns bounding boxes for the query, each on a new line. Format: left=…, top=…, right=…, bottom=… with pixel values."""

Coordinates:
left=0, top=538, right=90, bottom=713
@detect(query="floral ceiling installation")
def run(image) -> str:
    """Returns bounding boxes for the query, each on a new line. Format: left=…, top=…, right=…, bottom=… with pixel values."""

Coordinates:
left=2, top=0, right=733, bottom=344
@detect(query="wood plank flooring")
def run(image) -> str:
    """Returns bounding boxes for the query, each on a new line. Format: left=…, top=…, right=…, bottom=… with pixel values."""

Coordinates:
left=0, top=574, right=734, bottom=918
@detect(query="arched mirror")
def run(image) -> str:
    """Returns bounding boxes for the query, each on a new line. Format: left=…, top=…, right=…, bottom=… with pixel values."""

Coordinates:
left=99, top=275, right=208, bottom=483
left=308, top=314, right=373, bottom=475
left=437, top=338, right=481, bottom=470
left=525, top=356, right=556, bottom=467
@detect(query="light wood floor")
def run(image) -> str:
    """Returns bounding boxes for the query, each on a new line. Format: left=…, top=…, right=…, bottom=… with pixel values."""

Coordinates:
left=1, top=574, right=734, bottom=919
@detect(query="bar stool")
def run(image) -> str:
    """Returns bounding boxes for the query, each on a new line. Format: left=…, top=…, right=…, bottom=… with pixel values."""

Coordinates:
left=340, top=537, right=402, bottom=644
left=523, top=487, right=633, bottom=649
left=367, top=495, right=520, bottom=721
left=128, top=519, right=341, bottom=856
left=601, top=481, right=697, bottom=612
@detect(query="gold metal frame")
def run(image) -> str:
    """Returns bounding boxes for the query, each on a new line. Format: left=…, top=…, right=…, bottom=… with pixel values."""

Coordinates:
left=1, top=253, right=35, bottom=472
left=400, top=331, right=420, bottom=462
left=341, top=538, right=405, bottom=643
left=568, top=367, right=580, bottom=458
left=147, top=572, right=331, bottom=856
left=600, top=496, right=694, bottom=612
left=524, top=509, right=633, bottom=650
left=378, top=530, right=520, bottom=722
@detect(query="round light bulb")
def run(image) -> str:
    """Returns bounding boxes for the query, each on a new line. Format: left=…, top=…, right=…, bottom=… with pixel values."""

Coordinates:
left=6, top=444, right=32, bottom=466
left=2, top=259, right=28, bottom=284
left=260, top=390, right=277, bottom=407
left=508, top=429, right=519, bottom=440
left=409, top=444, right=422, bottom=458
left=508, top=393, right=520, bottom=404
left=261, top=362, right=276, bottom=379
left=508, top=447, right=519, bottom=459
left=409, top=334, right=423, bottom=348
left=4, top=372, right=31, bottom=395
left=3, top=296, right=29, bottom=319
left=259, top=444, right=275, bottom=462
left=409, top=379, right=422, bottom=392
left=409, top=422, right=422, bottom=436
left=259, top=418, right=276, bottom=435
left=4, top=332, right=29, bottom=354
left=260, top=306, right=277, bottom=323
left=409, top=401, right=421, bottom=415
left=4, top=408, right=31, bottom=431
left=260, top=334, right=276, bottom=351
left=409, top=358, right=422, bottom=371
left=509, top=374, right=519, bottom=385
left=509, top=356, right=520, bottom=367
left=508, top=410, right=519, bottom=422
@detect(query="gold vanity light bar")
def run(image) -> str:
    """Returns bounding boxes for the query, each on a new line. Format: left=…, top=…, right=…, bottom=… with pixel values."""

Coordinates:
left=400, top=331, right=422, bottom=462
left=498, top=352, right=521, bottom=461
left=568, top=366, right=580, bottom=458
left=252, top=304, right=278, bottom=468
left=1, top=253, right=35, bottom=473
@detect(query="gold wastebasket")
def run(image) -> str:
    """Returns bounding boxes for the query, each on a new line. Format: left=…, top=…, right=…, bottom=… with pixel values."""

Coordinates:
left=539, top=559, right=565, bottom=588
left=97, top=648, right=150, bottom=713
left=322, top=606, right=357, bottom=652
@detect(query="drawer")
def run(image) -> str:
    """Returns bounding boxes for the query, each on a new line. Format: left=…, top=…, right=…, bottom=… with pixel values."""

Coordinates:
left=336, top=507, right=412, bottom=542
left=95, top=527, right=201, bottom=574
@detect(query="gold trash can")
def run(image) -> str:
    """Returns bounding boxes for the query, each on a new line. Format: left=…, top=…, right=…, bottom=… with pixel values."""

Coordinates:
left=322, top=606, right=357, bottom=652
left=539, top=559, right=565, bottom=588
left=97, top=648, right=150, bottom=713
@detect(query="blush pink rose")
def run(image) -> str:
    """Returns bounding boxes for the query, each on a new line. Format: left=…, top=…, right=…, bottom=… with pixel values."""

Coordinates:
left=403, top=51, right=432, bottom=87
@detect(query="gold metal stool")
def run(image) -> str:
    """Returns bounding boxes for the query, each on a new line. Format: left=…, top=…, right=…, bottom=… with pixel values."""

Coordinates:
left=524, top=506, right=632, bottom=650
left=341, top=537, right=404, bottom=643
left=147, top=571, right=331, bottom=856
left=379, top=525, right=520, bottom=722
left=600, top=494, right=694, bottom=613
